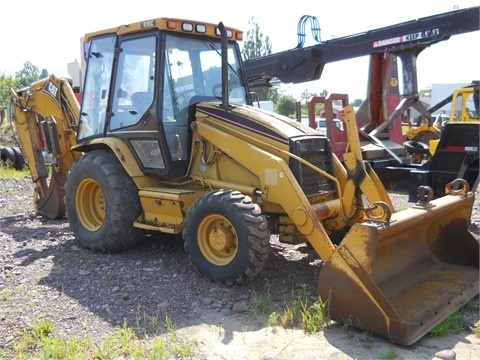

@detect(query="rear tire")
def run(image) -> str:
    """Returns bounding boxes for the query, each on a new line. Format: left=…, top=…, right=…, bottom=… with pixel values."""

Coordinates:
left=11, top=147, right=25, bottom=170
left=65, top=150, right=144, bottom=252
left=183, top=189, right=270, bottom=285
left=1, top=147, right=25, bottom=170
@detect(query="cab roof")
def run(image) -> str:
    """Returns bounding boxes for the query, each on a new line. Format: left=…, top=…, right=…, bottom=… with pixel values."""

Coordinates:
left=83, top=17, right=243, bottom=42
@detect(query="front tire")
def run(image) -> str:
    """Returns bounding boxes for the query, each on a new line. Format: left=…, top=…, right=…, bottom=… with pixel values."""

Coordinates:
left=65, top=150, right=144, bottom=252
left=183, top=189, right=270, bottom=285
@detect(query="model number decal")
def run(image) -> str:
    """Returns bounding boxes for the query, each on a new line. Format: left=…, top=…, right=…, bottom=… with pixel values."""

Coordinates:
left=373, top=28, right=440, bottom=48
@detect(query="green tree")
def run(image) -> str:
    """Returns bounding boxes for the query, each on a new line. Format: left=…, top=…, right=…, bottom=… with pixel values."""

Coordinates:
left=0, top=73, right=20, bottom=108
left=241, top=17, right=275, bottom=101
left=300, top=89, right=313, bottom=106
left=319, top=89, right=328, bottom=97
left=275, top=95, right=297, bottom=117
left=241, top=17, right=272, bottom=60
left=15, top=61, right=48, bottom=87
left=352, top=98, right=364, bottom=107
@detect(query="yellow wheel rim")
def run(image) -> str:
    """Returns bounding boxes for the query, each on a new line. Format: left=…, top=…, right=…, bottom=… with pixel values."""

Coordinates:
left=197, top=214, right=238, bottom=266
left=75, top=178, right=106, bottom=231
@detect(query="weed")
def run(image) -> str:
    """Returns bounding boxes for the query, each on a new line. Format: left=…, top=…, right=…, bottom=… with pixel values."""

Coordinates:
left=242, top=325, right=248, bottom=343
left=279, top=304, right=296, bottom=328
left=165, top=315, right=176, bottom=334
left=341, top=316, right=353, bottom=331
left=297, top=282, right=311, bottom=299
left=472, top=324, right=480, bottom=338
left=216, top=323, right=224, bottom=338
left=382, top=348, right=399, bottom=360
left=249, top=286, right=272, bottom=316
left=0, top=288, right=12, bottom=303
left=268, top=311, right=280, bottom=332
left=300, top=297, right=331, bottom=333
left=360, top=329, right=374, bottom=349
left=135, top=311, right=162, bottom=336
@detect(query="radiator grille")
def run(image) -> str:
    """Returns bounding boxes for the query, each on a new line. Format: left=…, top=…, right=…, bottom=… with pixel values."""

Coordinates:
left=289, top=136, right=336, bottom=196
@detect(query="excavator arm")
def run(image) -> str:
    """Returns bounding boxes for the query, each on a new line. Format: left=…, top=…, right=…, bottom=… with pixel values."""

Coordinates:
left=8, top=75, right=81, bottom=219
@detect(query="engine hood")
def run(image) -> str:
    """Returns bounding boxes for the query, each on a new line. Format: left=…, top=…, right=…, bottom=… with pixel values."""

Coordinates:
left=194, top=102, right=318, bottom=146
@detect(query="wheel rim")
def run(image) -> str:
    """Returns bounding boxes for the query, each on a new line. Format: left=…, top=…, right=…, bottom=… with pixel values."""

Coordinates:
left=197, top=214, right=238, bottom=266
left=76, top=178, right=106, bottom=231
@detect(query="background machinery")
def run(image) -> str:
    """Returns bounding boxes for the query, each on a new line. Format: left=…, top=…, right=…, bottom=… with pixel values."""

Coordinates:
left=244, top=6, right=480, bottom=200
left=7, top=12, right=479, bottom=346
left=404, top=80, right=480, bottom=156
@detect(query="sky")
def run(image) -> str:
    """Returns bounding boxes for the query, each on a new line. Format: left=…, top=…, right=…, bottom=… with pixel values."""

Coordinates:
left=0, top=0, right=478, bottom=101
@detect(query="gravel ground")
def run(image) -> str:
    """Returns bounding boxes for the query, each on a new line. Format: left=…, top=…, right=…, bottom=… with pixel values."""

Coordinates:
left=0, top=176, right=479, bottom=359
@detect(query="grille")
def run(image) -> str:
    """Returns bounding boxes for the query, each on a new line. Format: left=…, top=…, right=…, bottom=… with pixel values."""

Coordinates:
left=289, top=136, right=336, bottom=196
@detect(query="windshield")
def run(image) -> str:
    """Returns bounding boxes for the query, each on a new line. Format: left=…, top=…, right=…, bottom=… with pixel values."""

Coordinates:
left=162, top=33, right=247, bottom=123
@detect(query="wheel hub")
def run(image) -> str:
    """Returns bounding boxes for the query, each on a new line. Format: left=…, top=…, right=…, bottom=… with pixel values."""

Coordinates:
left=209, top=225, right=233, bottom=252
left=198, top=215, right=238, bottom=265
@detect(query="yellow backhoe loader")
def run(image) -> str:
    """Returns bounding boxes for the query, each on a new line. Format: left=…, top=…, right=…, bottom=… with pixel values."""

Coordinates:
left=404, top=81, right=480, bottom=161
left=7, top=12, right=479, bottom=346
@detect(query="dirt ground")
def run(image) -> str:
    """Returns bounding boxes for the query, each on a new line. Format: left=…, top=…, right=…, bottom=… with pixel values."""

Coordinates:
left=0, top=176, right=479, bottom=359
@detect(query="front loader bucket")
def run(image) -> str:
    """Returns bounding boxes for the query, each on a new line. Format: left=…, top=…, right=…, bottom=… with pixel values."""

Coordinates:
left=318, top=193, right=479, bottom=345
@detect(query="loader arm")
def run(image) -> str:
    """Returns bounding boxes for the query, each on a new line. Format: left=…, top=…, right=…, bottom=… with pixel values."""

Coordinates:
left=8, top=75, right=81, bottom=219
left=193, top=106, right=394, bottom=261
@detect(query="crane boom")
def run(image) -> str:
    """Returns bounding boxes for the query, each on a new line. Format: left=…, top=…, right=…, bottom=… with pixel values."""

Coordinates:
left=244, top=6, right=479, bottom=87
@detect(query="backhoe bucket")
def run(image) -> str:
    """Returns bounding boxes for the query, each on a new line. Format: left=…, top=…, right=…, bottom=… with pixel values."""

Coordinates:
left=318, top=193, right=479, bottom=345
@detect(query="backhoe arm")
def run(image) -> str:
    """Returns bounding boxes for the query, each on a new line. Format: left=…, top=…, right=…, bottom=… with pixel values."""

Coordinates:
left=8, top=75, right=81, bottom=219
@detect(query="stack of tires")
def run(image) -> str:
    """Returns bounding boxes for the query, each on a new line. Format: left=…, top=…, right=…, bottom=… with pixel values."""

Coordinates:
left=0, top=146, right=25, bottom=170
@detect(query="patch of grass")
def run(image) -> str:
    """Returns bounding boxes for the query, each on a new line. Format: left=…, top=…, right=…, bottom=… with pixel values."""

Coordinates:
left=430, top=309, right=464, bottom=337
left=0, top=162, right=29, bottom=178
left=9, top=317, right=194, bottom=360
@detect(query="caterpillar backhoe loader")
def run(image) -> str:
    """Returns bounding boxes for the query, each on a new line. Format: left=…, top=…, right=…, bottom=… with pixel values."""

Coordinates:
left=8, top=12, right=479, bottom=346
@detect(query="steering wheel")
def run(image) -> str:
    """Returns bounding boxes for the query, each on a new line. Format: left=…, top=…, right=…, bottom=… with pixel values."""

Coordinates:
left=174, top=89, right=204, bottom=106
left=212, top=84, right=222, bottom=98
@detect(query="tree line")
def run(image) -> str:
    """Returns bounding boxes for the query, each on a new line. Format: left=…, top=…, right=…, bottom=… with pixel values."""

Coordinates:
left=0, top=62, right=48, bottom=109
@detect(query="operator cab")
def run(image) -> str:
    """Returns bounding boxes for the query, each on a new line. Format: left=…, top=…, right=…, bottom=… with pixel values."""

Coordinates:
left=76, top=18, right=248, bottom=178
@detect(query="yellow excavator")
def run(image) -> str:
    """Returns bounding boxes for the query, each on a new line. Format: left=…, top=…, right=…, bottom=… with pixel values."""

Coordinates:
left=7, top=11, right=479, bottom=346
